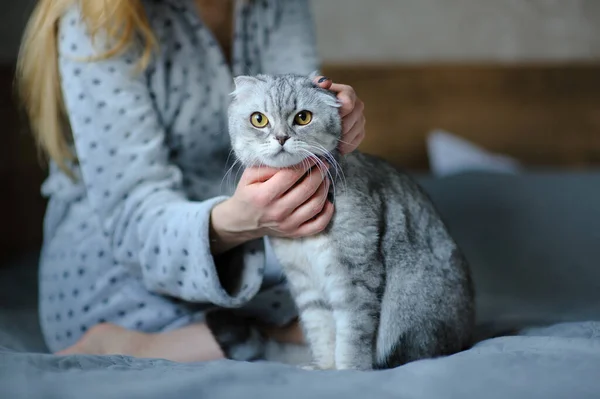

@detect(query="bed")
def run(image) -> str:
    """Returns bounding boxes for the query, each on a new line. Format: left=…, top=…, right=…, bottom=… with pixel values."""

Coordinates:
left=2, top=170, right=600, bottom=398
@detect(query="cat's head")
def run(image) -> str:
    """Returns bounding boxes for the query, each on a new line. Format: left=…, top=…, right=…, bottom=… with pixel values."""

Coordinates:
left=227, top=74, right=341, bottom=168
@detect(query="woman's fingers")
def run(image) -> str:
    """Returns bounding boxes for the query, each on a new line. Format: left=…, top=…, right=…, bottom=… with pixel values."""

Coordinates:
left=291, top=199, right=335, bottom=238
left=276, top=163, right=328, bottom=209
left=239, top=165, right=280, bottom=185
left=342, top=99, right=364, bottom=135
left=249, top=158, right=318, bottom=201
left=313, top=77, right=355, bottom=117
left=329, top=83, right=356, bottom=118
left=279, top=177, right=330, bottom=231
left=313, top=75, right=333, bottom=89
left=339, top=115, right=366, bottom=155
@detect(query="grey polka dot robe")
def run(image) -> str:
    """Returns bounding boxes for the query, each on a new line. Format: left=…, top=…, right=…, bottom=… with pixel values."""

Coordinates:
left=39, top=0, right=319, bottom=352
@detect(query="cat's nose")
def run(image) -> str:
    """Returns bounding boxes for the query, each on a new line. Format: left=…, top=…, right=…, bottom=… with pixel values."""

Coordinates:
left=275, top=135, right=290, bottom=146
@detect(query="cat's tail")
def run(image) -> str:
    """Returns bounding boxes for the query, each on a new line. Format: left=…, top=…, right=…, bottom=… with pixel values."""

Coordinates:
left=373, top=261, right=474, bottom=369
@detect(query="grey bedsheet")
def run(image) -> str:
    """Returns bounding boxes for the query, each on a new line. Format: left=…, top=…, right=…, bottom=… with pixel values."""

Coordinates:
left=2, top=321, right=600, bottom=399
left=2, top=171, right=600, bottom=398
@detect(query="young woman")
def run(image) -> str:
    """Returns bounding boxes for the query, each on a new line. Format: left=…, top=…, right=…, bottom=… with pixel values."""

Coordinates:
left=17, top=0, right=365, bottom=362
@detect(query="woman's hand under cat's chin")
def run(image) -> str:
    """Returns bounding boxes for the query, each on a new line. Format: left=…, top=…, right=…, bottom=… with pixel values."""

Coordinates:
left=314, top=76, right=366, bottom=155
left=210, top=159, right=335, bottom=252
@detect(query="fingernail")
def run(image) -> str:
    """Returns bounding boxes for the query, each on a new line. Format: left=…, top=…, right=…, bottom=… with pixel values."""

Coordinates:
left=318, top=76, right=330, bottom=83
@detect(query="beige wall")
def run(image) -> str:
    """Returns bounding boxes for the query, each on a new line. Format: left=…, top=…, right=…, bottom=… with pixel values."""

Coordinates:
left=2, top=1, right=600, bottom=64
left=312, top=0, right=600, bottom=64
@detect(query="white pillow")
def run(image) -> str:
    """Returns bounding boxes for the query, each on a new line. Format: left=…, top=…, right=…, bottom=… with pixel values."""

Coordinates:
left=427, top=129, right=522, bottom=177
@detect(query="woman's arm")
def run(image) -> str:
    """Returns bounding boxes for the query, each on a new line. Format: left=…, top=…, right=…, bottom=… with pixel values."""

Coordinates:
left=58, top=6, right=262, bottom=307
left=59, top=4, right=336, bottom=307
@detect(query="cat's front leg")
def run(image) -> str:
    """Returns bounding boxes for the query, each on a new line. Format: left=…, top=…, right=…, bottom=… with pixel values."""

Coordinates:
left=282, top=267, right=336, bottom=370
left=272, top=239, right=336, bottom=370
left=288, top=267, right=335, bottom=370
left=329, top=268, right=382, bottom=371
left=297, top=295, right=336, bottom=370
left=333, top=305, right=378, bottom=370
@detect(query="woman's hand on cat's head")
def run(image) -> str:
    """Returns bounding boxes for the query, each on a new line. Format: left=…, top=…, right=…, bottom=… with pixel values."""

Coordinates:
left=314, top=76, right=366, bottom=155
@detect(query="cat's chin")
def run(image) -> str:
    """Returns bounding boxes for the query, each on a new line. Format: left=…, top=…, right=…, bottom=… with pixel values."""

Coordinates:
left=260, top=152, right=309, bottom=169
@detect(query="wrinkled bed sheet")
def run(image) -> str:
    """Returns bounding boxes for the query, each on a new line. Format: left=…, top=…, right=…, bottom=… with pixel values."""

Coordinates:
left=2, top=171, right=600, bottom=398
left=1, top=321, right=600, bottom=399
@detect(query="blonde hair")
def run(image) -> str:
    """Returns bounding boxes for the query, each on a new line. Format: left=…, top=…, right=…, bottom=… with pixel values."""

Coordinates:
left=16, top=0, right=157, bottom=177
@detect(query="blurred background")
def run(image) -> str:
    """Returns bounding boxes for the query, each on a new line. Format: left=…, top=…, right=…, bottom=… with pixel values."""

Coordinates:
left=2, top=0, right=600, bottom=263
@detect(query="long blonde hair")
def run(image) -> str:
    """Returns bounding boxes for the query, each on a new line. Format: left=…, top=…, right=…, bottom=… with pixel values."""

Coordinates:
left=16, top=0, right=157, bottom=177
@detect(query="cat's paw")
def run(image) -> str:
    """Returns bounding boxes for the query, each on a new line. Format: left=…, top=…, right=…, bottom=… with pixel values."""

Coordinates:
left=299, top=363, right=335, bottom=371
left=335, top=363, right=373, bottom=371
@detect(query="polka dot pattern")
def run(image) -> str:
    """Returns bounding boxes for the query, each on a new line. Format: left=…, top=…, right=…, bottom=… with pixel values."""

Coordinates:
left=38, top=0, right=313, bottom=353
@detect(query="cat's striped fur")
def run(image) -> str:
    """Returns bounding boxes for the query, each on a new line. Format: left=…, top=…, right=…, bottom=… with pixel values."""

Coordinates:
left=223, top=74, right=475, bottom=370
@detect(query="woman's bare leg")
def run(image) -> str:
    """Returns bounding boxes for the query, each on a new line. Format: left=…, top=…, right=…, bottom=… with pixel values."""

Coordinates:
left=56, top=321, right=304, bottom=363
left=56, top=323, right=225, bottom=362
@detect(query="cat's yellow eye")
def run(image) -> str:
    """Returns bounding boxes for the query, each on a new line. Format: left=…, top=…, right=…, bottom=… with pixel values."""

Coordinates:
left=294, top=111, right=313, bottom=126
left=250, top=112, right=269, bottom=128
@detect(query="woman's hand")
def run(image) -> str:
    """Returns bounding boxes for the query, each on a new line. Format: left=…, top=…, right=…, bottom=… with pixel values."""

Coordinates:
left=314, top=76, right=366, bottom=155
left=210, top=160, right=334, bottom=254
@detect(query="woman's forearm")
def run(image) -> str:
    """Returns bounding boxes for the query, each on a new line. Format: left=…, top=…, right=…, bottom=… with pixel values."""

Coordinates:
left=209, top=199, right=260, bottom=255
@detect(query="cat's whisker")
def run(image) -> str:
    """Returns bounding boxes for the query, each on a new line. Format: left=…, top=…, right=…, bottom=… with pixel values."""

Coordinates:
left=321, top=153, right=347, bottom=191
left=300, top=150, right=324, bottom=178
left=298, top=145, right=333, bottom=182
left=247, top=148, right=268, bottom=182
left=302, top=156, right=310, bottom=175
left=224, top=148, right=236, bottom=173
left=220, top=158, right=242, bottom=195
left=336, top=137, right=354, bottom=146
left=299, top=149, right=337, bottom=200
left=302, top=142, right=347, bottom=192
left=308, top=152, right=330, bottom=181
left=233, top=161, right=246, bottom=187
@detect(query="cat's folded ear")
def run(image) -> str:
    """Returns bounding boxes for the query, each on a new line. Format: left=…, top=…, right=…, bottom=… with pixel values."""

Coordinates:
left=328, top=97, right=343, bottom=108
left=231, top=75, right=262, bottom=99
left=317, top=91, right=342, bottom=109
left=233, top=75, right=260, bottom=89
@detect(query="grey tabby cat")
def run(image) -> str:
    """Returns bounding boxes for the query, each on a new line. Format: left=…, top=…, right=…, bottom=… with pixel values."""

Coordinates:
left=216, top=74, right=474, bottom=370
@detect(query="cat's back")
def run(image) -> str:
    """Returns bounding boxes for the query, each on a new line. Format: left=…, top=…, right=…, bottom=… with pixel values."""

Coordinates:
left=340, top=151, right=424, bottom=195
left=334, top=151, right=462, bottom=265
left=334, top=151, right=439, bottom=223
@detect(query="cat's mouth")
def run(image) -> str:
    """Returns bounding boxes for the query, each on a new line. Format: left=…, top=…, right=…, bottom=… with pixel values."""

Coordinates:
left=272, top=148, right=295, bottom=161
left=260, top=148, right=306, bottom=168
left=272, top=145, right=295, bottom=158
